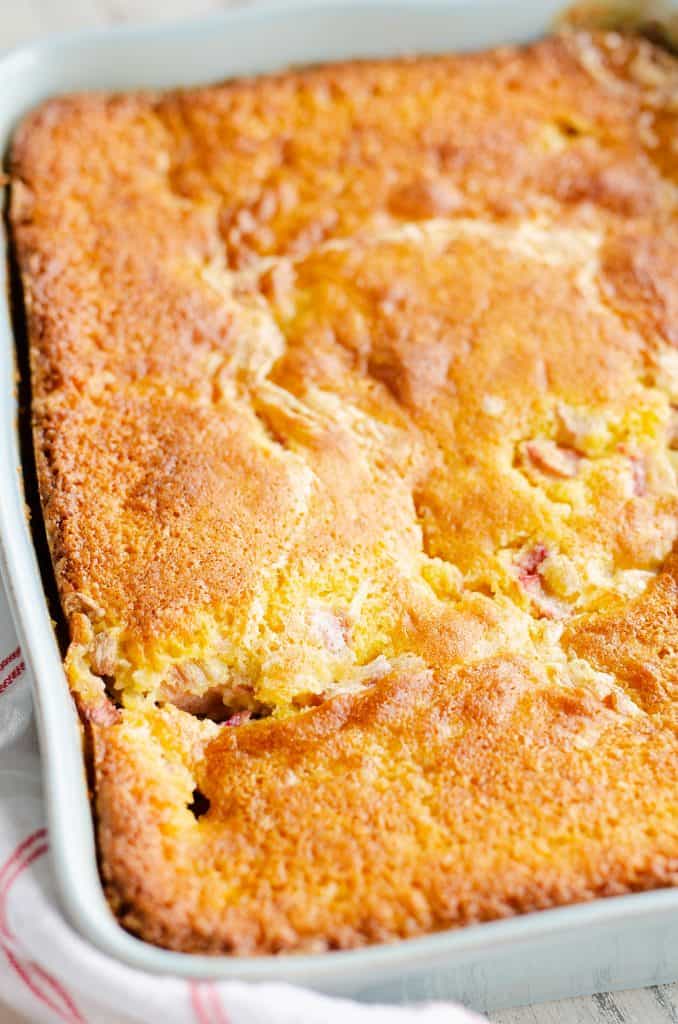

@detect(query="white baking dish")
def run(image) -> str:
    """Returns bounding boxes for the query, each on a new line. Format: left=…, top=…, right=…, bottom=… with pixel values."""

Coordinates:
left=1, top=1, right=677, bottom=1012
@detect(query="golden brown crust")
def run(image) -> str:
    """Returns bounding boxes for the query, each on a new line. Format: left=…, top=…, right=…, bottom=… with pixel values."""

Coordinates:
left=564, top=552, right=678, bottom=712
left=9, top=30, right=678, bottom=954
left=97, top=648, right=678, bottom=953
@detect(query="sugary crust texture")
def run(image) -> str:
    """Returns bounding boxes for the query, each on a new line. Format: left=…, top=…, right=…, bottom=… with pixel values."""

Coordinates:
left=9, top=31, right=678, bottom=954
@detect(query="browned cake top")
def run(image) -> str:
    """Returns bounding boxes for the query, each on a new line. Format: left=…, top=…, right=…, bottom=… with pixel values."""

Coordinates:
left=9, top=29, right=678, bottom=953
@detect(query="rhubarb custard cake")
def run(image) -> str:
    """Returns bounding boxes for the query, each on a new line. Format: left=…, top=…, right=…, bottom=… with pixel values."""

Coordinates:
left=9, top=30, right=678, bottom=954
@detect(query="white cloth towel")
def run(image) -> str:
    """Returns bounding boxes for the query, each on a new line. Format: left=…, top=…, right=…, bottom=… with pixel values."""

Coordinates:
left=0, top=579, right=482, bottom=1024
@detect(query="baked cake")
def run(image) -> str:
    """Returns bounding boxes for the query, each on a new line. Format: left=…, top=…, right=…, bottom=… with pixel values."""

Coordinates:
left=9, top=30, right=678, bottom=954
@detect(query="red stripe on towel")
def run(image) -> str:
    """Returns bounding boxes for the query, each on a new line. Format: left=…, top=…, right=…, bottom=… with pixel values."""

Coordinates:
left=0, top=659, right=25, bottom=696
left=0, top=647, right=20, bottom=673
left=0, top=832, right=86, bottom=1023
left=190, top=982, right=213, bottom=1024
left=206, top=984, right=231, bottom=1024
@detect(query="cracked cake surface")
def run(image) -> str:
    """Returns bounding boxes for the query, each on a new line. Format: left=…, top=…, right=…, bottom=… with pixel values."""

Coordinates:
left=9, top=29, right=678, bottom=953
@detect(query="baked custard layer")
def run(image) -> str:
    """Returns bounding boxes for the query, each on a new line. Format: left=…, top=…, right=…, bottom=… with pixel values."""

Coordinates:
left=10, top=30, right=678, bottom=953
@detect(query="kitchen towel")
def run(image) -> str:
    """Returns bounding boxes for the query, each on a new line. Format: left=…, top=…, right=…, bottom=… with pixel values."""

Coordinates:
left=0, top=580, right=482, bottom=1024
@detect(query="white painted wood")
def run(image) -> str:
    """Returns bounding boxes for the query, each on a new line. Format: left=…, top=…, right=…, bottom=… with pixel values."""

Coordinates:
left=1, top=2, right=676, bottom=1021
left=493, top=984, right=678, bottom=1024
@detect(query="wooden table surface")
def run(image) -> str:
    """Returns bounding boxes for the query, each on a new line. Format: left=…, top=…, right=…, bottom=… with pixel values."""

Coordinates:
left=2, top=3, right=677, bottom=1023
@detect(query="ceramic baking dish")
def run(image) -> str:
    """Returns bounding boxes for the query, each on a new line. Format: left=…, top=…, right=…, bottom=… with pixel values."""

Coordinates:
left=1, top=0, right=677, bottom=1011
